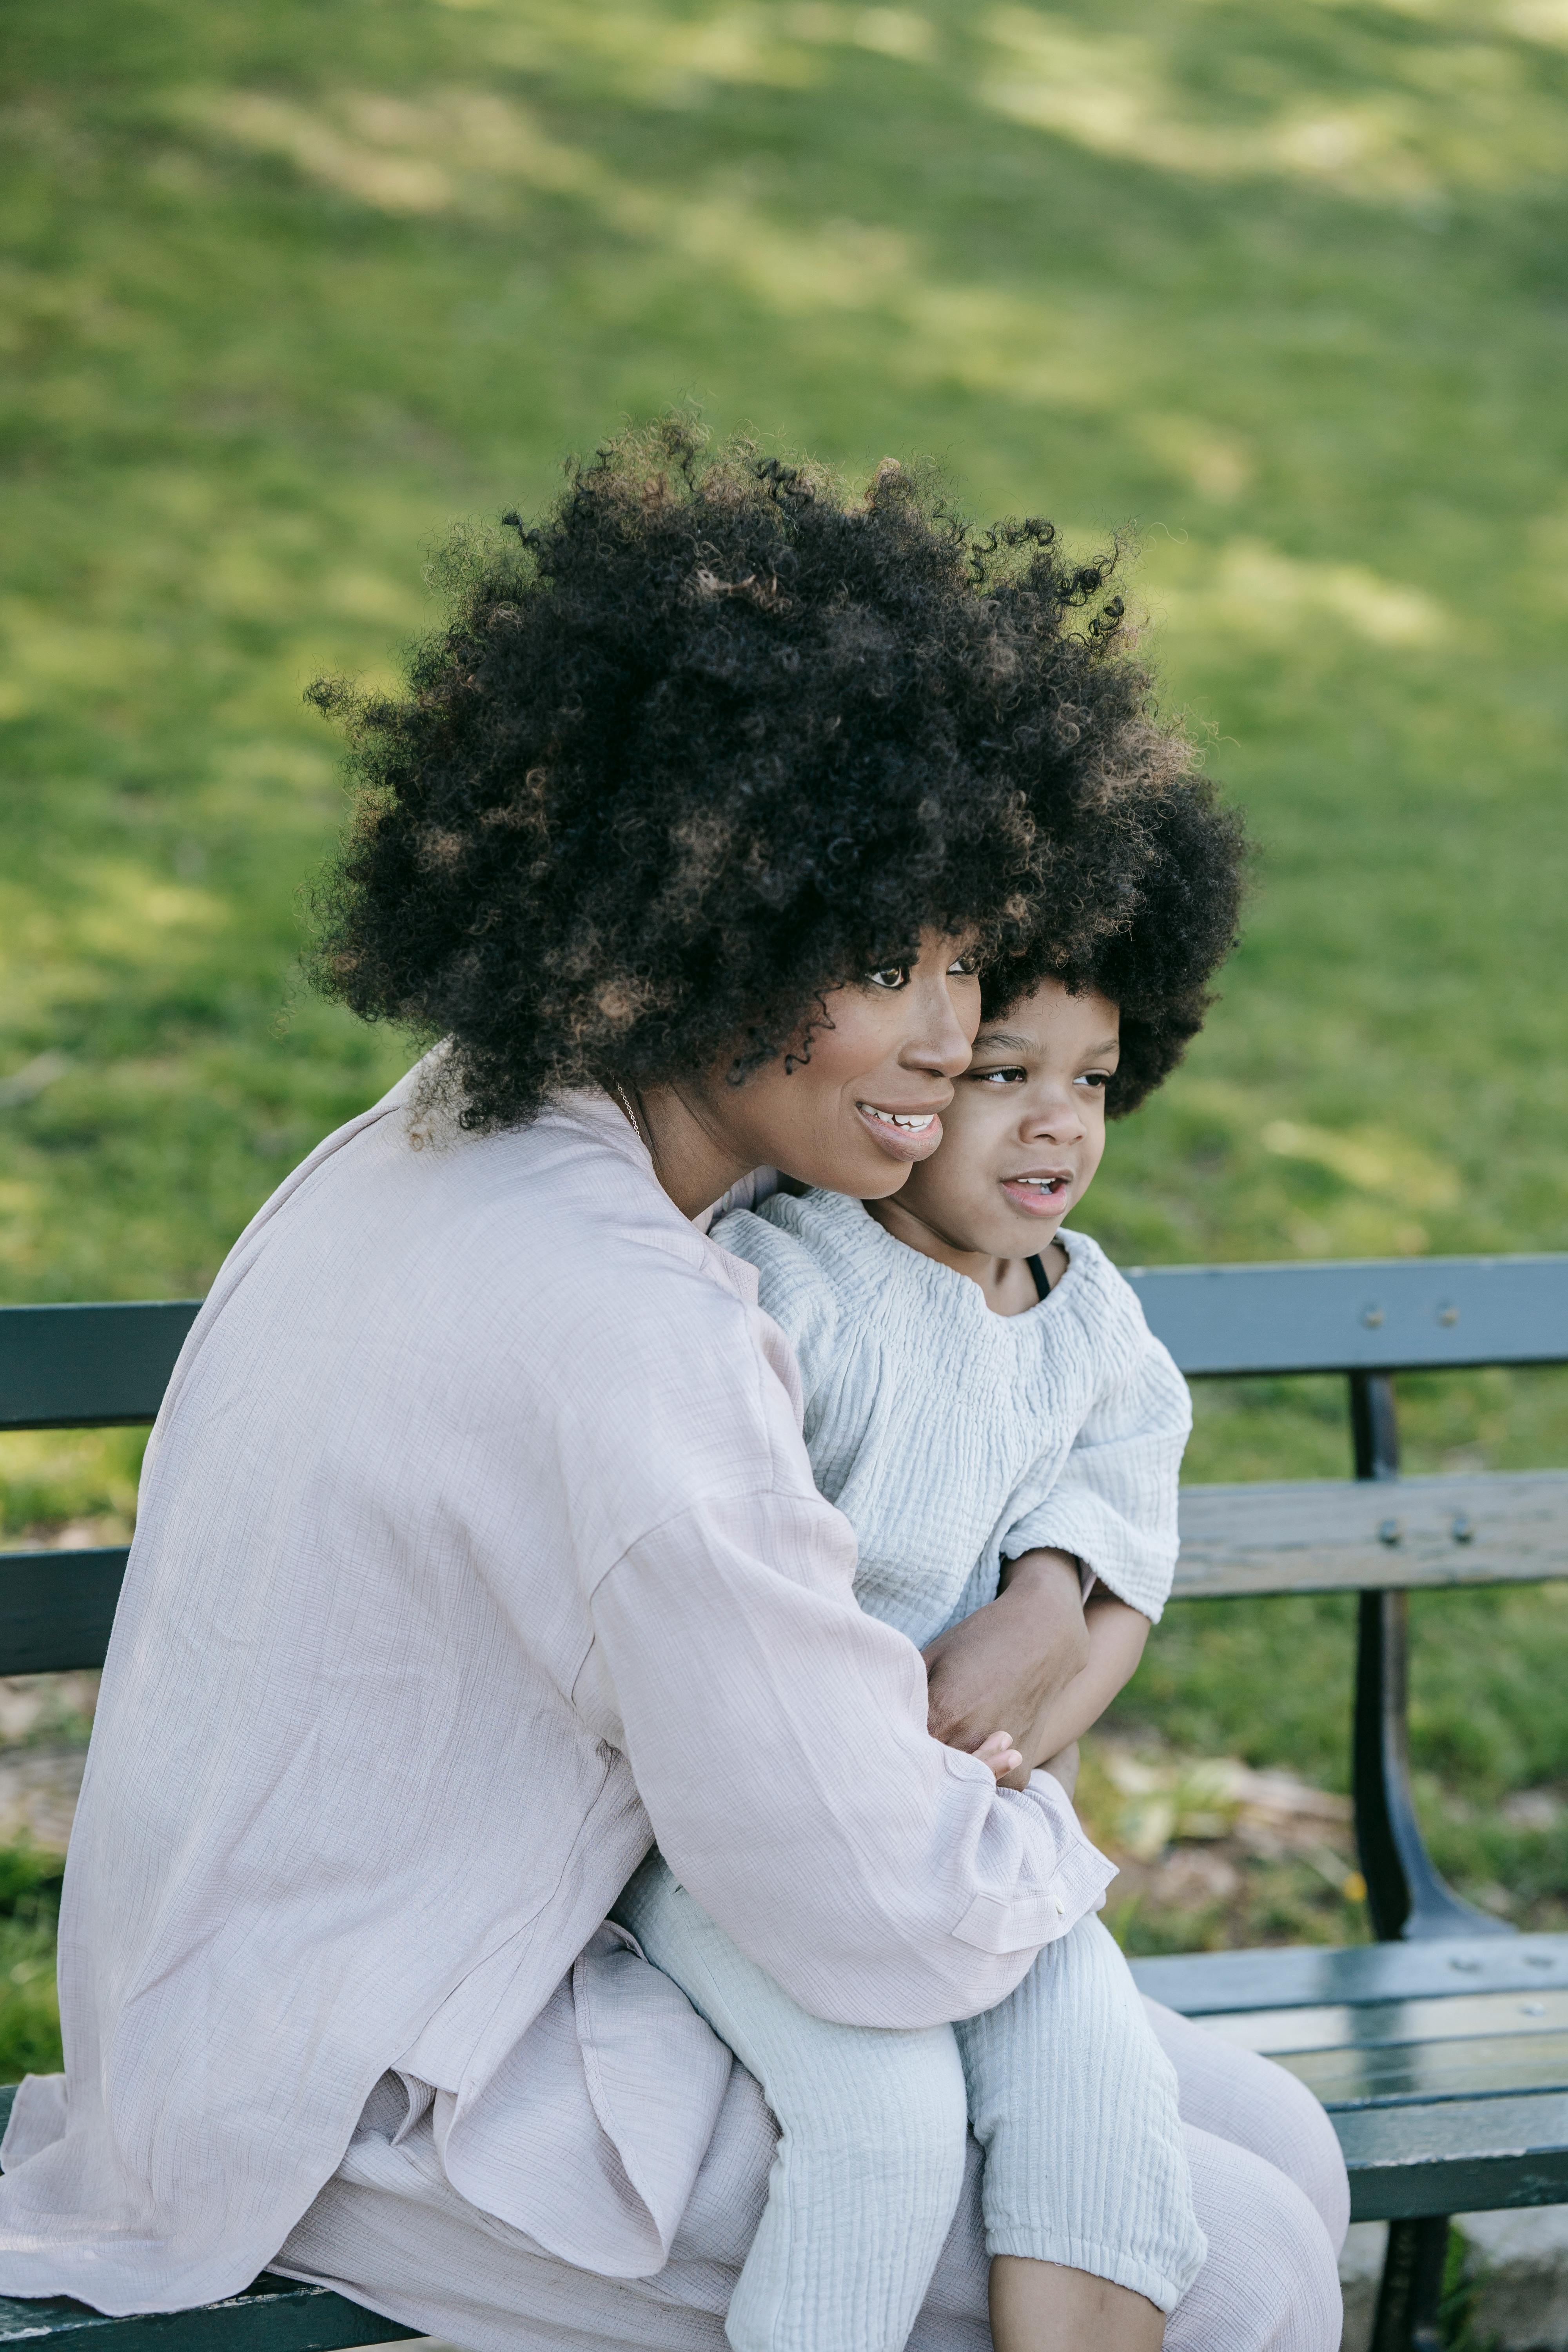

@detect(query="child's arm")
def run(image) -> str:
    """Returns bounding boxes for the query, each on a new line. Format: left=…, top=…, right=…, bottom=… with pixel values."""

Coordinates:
left=998, top=1323, right=1190, bottom=1632
left=982, top=1563, right=1148, bottom=1791
left=1008, top=1586, right=1150, bottom=1788
left=987, top=1316, right=1188, bottom=1789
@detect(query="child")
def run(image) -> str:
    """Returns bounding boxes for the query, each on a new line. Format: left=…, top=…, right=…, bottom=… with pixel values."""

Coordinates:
left=616, top=788, right=1242, bottom=2352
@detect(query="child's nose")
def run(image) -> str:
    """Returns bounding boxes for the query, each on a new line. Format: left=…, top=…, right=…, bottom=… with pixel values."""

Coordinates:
left=1025, top=1089, right=1085, bottom=1142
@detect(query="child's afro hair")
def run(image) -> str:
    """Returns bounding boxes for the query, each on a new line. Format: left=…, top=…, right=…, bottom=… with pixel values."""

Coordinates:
left=981, top=773, right=1247, bottom=1116
left=309, top=418, right=1206, bottom=1131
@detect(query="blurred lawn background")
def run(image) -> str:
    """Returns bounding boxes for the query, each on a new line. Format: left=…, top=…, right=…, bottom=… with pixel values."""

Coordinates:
left=2, top=0, right=1567, bottom=2060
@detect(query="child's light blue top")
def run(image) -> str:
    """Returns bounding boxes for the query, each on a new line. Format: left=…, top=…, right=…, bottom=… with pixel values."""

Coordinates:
left=712, top=1187, right=1191, bottom=1644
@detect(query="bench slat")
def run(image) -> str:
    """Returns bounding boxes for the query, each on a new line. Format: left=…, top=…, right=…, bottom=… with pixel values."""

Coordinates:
left=4, top=1470, right=1561, bottom=1675
left=1172, top=1470, right=1568, bottom=1599
left=1281, top=2028, right=1568, bottom=2110
left=0, top=2092, right=416, bottom=2351
left=0, top=1551, right=126, bottom=1675
left=0, top=2279, right=418, bottom=2352
left=1130, top=1935, right=1568, bottom=2017
left=0, top=1306, right=200, bottom=1433
left=1131, top=1940, right=1568, bottom=2219
left=0, top=1258, right=1563, bottom=1443
left=1196, top=1986, right=1568, bottom=2058
left=1126, top=1255, right=1568, bottom=1377
left=1334, top=2090, right=1568, bottom=2221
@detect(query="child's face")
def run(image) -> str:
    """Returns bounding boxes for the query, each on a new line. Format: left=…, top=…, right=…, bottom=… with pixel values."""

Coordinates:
left=890, top=978, right=1119, bottom=1257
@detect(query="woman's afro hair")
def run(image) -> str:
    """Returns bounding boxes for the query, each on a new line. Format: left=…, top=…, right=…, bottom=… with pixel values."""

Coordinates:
left=980, top=775, right=1247, bottom=1116
left=309, top=418, right=1220, bottom=1131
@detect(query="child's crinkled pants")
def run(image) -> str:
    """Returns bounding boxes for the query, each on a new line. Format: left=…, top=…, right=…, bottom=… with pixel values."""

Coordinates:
left=613, top=1851, right=1206, bottom=2352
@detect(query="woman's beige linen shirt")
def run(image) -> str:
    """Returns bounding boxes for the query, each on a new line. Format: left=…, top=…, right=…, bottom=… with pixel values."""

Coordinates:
left=0, top=1069, right=1111, bottom=2315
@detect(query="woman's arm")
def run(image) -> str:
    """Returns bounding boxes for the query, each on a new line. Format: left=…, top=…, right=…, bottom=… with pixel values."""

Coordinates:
left=588, top=1495, right=1115, bottom=2033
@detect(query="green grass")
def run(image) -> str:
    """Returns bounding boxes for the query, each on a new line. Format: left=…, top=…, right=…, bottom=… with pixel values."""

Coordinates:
left=2, top=0, right=1567, bottom=2036
left=0, top=1849, right=66, bottom=2082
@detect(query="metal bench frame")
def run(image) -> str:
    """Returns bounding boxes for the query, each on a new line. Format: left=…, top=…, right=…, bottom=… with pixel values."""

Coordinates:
left=1126, top=1254, right=1568, bottom=2352
left=0, top=1256, right=1565, bottom=2352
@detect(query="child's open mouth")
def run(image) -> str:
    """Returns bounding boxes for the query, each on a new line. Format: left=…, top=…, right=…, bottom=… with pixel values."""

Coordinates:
left=1000, top=1172, right=1072, bottom=1215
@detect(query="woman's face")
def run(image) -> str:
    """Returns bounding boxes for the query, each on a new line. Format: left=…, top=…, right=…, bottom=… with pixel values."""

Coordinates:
left=701, top=931, right=982, bottom=1198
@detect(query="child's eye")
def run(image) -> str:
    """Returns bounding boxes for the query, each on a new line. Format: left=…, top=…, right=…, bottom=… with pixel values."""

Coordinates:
left=973, top=1065, right=1027, bottom=1085
left=1078, top=1071, right=1112, bottom=1091
left=866, top=965, right=911, bottom=992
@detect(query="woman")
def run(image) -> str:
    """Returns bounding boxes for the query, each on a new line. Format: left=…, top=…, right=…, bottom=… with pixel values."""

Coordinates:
left=0, top=429, right=1347, bottom=2350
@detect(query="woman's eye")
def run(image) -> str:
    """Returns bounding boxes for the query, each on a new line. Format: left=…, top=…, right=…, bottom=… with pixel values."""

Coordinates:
left=866, top=965, right=912, bottom=991
left=947, top=953, right=978, bottom=977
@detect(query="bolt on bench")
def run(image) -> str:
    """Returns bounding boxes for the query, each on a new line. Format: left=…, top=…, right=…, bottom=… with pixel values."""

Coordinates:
left=0, top=1259, right=1566, bottom=2352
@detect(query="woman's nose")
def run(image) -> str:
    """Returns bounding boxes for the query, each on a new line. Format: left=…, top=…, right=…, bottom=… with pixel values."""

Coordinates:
left=907, top=976, right=975, bottom=1078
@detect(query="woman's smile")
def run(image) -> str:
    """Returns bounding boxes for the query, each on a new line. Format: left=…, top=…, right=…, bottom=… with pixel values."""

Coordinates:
left=855, top=1099, right=947, bottom=1160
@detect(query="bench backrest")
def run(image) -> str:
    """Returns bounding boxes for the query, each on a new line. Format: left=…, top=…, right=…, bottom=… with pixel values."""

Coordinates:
left=1124, top=1256, right=1568, bottom=1604
left=1125, top=1255, right=1568, bottom=1380
left=1, top=1254, right=1566, bottom=1679
left=3, top=1254, right=1566, bottom=1945
left=0, top=1303, right=199, bottom=1676
left=6, top=1251, right=1561, bottom=1675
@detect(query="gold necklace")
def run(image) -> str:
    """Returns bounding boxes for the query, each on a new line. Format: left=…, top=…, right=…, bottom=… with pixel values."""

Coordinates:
left=610, top=1080, right=648, bottom=1148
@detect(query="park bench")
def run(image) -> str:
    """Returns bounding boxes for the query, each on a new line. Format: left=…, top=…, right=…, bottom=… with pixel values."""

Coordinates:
left=0, top=1255, right=1566, bottom=2352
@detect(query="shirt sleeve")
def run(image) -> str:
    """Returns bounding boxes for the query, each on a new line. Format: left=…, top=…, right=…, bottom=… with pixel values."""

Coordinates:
left=710, top=1206, right=842, bottom=1423
left=1001, top=1330, right=1192, bottom=1622
left=585, top=1484, right=1114, bottom=2031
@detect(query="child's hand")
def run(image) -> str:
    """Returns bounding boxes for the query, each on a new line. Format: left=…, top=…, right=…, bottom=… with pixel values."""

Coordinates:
left=970, top=1730, right=1025, bottom=1782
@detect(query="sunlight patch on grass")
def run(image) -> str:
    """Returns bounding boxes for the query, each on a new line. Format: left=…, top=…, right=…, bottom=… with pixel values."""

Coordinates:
left=430, top=0, right=941, bottom=94
left=1136, top=417, right=1256, bottom=505
left=183, top=85, right=601, bottom=215
left=980, top=4, right=1568, bottom=199
left=1506, top=0, right=1568, bottom=44
left=0, top=602, right=149, bottom=702
left=62, top=869, right=229, bottom=967
left=1147, top=537, right=1450, bottom=649
left=1259, top=1120, right=1461, bottom=1214
left=0, top=1183, right=46, bottom=1283
left=183, top=78, right=1141, bottom=403
left=808, top=8, right=937, bottom=62
left=441, top=0, right=829, bottom=96
left=0, top=1430, right=142, bottom=1544
left=669, top=200, right=916, bottom=312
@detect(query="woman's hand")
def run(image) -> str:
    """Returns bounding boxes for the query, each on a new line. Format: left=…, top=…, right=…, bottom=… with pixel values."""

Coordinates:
left=922, top=1549, right=1089, bottom=1775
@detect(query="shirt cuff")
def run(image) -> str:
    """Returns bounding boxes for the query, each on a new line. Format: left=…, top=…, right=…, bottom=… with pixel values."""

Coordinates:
left=1012, top=1505, right=1174, bottom=1624
left=1012, top=1768, right=1118, bottom=1937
